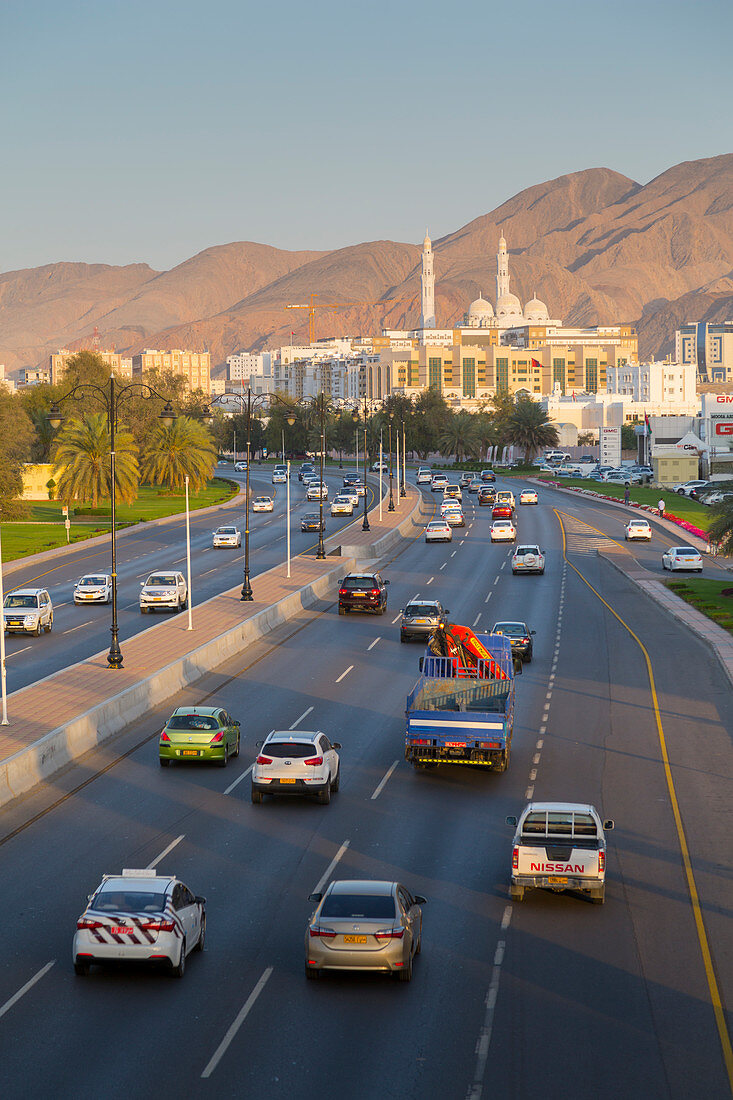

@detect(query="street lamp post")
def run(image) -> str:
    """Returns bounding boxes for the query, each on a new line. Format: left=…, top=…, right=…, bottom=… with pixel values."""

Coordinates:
left=203, top=390, right=296, bottom=599
left=400, top=411, right=409, bottom=497
left=48, top=375, right=175, bottom=670
left=387, top=411, right=395, bottom=512
left=347, top=397, right=371, bottom=531
left=290, top=393, right=330, bottom=559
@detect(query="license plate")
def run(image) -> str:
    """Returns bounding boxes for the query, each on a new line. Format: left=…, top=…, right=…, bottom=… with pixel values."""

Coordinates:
left=279, top=778, right=296, bottom=784
left=111, top=926, right=133, bottom=934
left=343, top=935, right=368, bottom=944
left=547, top=877, right=568, bottom=884
left=414, top=619, right=429, bottom=624
left=152, top=596, right=162, bottom=601
left=352, top=591, right=366, bottom=597
left=181, top=749, right=199, bottom=756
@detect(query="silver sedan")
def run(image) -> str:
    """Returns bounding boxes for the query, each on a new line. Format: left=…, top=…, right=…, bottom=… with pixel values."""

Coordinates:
left=305, top=880, right=425, bottom=982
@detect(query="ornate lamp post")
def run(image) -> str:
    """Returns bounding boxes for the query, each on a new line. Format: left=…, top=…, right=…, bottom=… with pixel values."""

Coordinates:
left=203, top=390, right=296, bottom=599
left=47, top=376, right=175, bottom=669
left=346, top=397, right=371, bottom=532
left=399, top=408, right=412, bottom=497
left=387, top=409, right=395, bottom=512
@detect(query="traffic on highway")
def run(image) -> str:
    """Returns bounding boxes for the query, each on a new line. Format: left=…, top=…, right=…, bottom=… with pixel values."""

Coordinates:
left=0, top=469, right=731, bottom=1099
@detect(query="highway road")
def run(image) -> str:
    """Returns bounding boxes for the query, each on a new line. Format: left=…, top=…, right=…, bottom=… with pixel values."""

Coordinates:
left=2, top=466, right=379, bottom=693
left=0, top=478, right=730, bottom=1099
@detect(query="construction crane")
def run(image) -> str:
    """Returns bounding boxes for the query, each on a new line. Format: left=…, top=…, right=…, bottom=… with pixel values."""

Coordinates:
left=285, top=292, right=412, bottom=345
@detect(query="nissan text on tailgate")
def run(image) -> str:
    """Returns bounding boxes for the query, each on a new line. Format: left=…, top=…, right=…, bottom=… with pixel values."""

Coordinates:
left=506, top=802, right=614, bottom=904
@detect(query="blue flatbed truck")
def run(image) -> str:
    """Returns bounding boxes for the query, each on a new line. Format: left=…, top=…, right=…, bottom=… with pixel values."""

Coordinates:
left=405, top=633, right=517, bottom=771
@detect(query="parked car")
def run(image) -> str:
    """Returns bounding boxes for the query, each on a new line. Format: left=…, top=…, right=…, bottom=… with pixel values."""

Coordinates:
left=3, top=588, right=54, bottom=635
left=674, top=479, right=708, bottom=497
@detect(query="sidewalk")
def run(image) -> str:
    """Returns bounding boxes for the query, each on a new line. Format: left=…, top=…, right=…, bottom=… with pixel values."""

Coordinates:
left=0, top=484, right=425, bottom=805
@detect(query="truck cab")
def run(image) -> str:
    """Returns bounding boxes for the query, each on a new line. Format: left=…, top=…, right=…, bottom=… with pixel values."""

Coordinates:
left=506, top=802, right=614, bottom=904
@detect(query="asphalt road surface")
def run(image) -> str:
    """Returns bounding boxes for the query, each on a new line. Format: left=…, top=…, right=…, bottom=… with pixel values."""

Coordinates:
left=0, top=478, right=730, bottom=1099
left=2, top=466, right=376, bottom=692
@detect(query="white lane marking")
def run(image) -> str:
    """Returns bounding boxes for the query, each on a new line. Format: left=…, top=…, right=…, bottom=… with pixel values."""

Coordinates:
left=290, top=706, right=314, bottom=729
left=335, top=665, right=354, bottom=683
left=536, top=739, right=544, bottom=749
left=313, top=839, right=350, bottom=895
left=472, top=614, right=481, bottom=628
left=500, top=561, right=506, bottom=570
left=500, top=905, right=512, bottom=931
left=224, top=763, right=254, bottom=796
left=525, top=785, right=534, bottom=799
left=371, top=760, right=399, bottom=800
left=391, top=614, right=401, bottom=624
left=451, top=550, right=457, bottom=558
left=467, top=939, right=506, bottom=1099
left=533, top=753, right=541, bottom=765
left=440, top=562, right=447, bottom=570
left=201, top=568, right=218, bottom=577
left=484, top=593, right=492, bottom=603
left=4, top=645, right=32, bottom=659
left=54, top=601, right=68, bottom=608
left=173, top=557, right=186, bottom=564
left=147, top=834, right=185, bottom=870
left=460, top=540, right=465, bottom=545
left=539, top=725, right=546, bottom=736
left=493, top=577, right=499, bottom=586
left=62, top=620, right=94, bottom=634
left=201, top=967, right=273, bottom=1079
left=426, top=577, right=434, bottom=585
left=0, top=961, right=55, bottom=1022
left=529, top=768, right=537, bottom=781
left=367, top=637, right=381, bottom=651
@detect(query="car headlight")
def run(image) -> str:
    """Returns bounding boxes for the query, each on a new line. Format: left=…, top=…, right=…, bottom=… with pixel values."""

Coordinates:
left=24, top=615, right=38, bottom=626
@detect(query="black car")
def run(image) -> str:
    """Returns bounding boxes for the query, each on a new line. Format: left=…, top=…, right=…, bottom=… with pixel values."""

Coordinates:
left=477, top=486, right=497, bottom=505
left=480, top=469, right=496, bottom=482
left=492, top=620, right=535, bottom=662
left=299, top=463, right=316, bottom=482
left=301, top=512, right=325, bottom=532
left=400, top=599, right=449, bottom=643
left=343, top=474, right=360, bottom=488
left=338, top=572, right=390, bottom=616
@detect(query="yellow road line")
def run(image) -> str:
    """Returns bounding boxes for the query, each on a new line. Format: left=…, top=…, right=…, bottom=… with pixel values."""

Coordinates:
left=555, top=508, right=733, bottom=1092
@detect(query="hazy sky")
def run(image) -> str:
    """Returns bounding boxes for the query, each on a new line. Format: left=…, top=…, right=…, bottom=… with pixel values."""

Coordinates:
left=2, top=0, right=731, bottom=273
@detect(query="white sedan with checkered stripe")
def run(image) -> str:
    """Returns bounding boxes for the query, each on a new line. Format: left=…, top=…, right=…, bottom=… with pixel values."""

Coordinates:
left=73, top=869, right=205, bottom=977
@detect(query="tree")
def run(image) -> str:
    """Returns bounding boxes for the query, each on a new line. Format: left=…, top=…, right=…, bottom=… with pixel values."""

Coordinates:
left=621, top=422, right=641, bottom=452
left=411, top=389, right=450, bottom=458
left=578, top=431, right=596, bottom=447
left=707, top=498, right=733, bottom=557
left=331, top=411, right=357, bottom=464
left=265, top=396, right=309, bottom=457
left=141, top=416, right=217, bottom=491
left=0, top=390, right=37, bottom=518
left=504, top=397, right=559, bottom=464
left=438, top=411, right=481, bottom=462
left=53, top=414, right=139, bottom=507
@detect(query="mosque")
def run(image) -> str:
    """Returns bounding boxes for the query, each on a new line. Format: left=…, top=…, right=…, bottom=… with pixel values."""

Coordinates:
left=419, top=230, right=561, bottom=332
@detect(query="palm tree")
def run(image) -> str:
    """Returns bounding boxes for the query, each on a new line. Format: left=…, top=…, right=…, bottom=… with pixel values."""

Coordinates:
left=141, top=415, right=217, bottom=491
left=707, top=498, right=733, bottom=557
left=54, top=414, right=139, bottom=507
left=505, top=398, right=559, bottom=464
left=438, top=412, right=481, bottom=462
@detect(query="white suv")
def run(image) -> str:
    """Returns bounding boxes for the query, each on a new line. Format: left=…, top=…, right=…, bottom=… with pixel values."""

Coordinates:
left=3, top=588, right=54, bottom=635
left=139, top=571, right=188, bottom=613
left=252, top=731, right=341, bottom=804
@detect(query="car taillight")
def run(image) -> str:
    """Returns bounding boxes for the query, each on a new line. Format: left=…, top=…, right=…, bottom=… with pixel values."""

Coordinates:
left=512, top=846, right=519, bottom=870
left=210, top=731, right=224, bottom=743
left=339, top=588, right=347, bottom=596
left=256, top=754, right=273, bottom=764
left=304, top=755, right=323, bottom=766
left=374, top=928, right=405, bottom=940
left=598, top=850, right=605, bottom=873
left=77, top=918, right=103, bottom=929
left=160, top=730, right=170, bottom=742
left=309, top=927, right=336, bottom=938
left=521, top=637, right=529, bottom=643
left=140, top=919, right=175, bottom=932
left=370, top=588, right=380, bottom=596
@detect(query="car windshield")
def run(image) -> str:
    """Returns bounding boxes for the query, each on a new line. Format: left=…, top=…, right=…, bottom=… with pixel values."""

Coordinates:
left=303, top=514, right=319, bottom=522
left=265, top=742, right=316, bottom=758
left=255, top=498, right=270, bottom=503
left=4, top=595, right=37, bottom=608
left=79, top=576, right=106, bottom=586
left=334, top=497, right=349, bottom=503
left=320, top=894, right=397, bottom=920
left=93, top=888, right=168, bottom=914
left=147, top=575, right=177, bottom=586
left=343, top=577, right=377, bottom=589
left=405, top=604, right=440, bottom=617
left=218, top=528, right=237, bottom=534
left=494, top=623, right=527, bottom=636
left=167, top=714, right=219, bottom=730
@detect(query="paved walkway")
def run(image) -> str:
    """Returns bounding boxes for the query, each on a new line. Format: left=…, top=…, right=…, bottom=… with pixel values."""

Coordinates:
left=0, top=486, right=422, bottom=767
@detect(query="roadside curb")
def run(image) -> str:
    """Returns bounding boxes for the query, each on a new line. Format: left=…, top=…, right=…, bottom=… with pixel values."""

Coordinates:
left=598, top=548, right=733, bottom=689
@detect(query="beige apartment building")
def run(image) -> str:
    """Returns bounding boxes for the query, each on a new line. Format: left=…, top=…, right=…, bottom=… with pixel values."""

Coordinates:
left=131, top=349, right=211, bottom=394
left=49, top=349, right=133, bottom=385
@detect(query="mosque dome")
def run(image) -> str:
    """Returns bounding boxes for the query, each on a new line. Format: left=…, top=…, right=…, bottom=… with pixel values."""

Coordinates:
left=495, top=291, right=523, bottom=319
left=468, top=294, right=494, bottom=319
left=524, top=292, right=549, bottom=322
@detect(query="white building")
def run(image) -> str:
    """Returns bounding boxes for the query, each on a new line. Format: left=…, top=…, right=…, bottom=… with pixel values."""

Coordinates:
left=226, top=352, right=266, bottom=382
left=606, top=359, right=696, bottom=409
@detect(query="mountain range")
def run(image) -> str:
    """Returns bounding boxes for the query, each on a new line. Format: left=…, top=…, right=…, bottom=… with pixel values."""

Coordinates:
left=2, top=153, right=732, bottom=378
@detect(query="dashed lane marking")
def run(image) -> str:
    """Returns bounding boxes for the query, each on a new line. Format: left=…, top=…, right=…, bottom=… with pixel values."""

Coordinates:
left=147, top=834, right=185, bottom=870
left=224, top=763, right=254, bottom=796
left=472, top=614, right=481, bottom=628
left=313, top=839, right=350, bottom=895
left=290, top=706, right=313, bottom=729
left=0, top=961, right=56, bottom=1023
left=367, top=637, right=381, bottom=651
left=371, top=760, right=399, bottom=800
left=201, top=967, right=273, bottom=1079
left=335, top=665, right=354, bottom=683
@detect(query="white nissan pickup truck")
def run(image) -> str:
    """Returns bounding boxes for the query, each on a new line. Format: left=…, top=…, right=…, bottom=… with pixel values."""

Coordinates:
left=506, top=801, right=614, bottom=905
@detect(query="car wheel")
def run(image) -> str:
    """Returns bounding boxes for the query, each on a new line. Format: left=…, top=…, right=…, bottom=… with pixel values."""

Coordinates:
left=539, top=569, right=545, bottom=575
left=496, top=747, right=509, bottom=773
left=377, top=605, right=385, bottom=616
left=317, top=783, right=331, bottom=805
left=339, top=606, right=347, bottom=616
left=331, top=766, right=340, bottom=793
left=397, top=953, right=413, bottom=982
left=44, top=617, right=52, bottom=633
left=171, top=939, right=186, bottom=978
left=74, top=961, right=90, bottom=976
left=591, top=886, right=605, bottom=905
left=305, top=964, right=320, bottom=980
left=233, top=734, right=240, bottom=758
left=251, top=786, right=263, bottom=804
left=415, top=922, right=422, bottom=955
left=141, top=606, right=149, bottom=613
left=159, top=758, right=170, bottom=767
left=510, top=884, right=525, bottom=902
left=217, top=745, right=228, bottom=768
left=195, top=914, right=206, bottom=951
left=34, top=621, right=41, bottom=637
left=525, top=652, right=532, bottom=664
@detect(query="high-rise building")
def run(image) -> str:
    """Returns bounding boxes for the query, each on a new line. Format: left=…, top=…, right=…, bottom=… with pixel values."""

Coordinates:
left=131, top=349, right=211, bottom=393
left=675, top=322, right=733, bottom=383
left=49, top=348, right=133, bottom=384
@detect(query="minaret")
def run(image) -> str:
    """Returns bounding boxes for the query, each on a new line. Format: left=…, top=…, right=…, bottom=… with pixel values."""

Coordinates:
left=420, top=230, right=436, bottom=329
left=496, top=231, right=510, bottom=301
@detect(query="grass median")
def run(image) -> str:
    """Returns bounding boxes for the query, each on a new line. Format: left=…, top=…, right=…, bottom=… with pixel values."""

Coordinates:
left=665, top=577, right=733, bottom=634
left=529, top=476, right=711, bottom=531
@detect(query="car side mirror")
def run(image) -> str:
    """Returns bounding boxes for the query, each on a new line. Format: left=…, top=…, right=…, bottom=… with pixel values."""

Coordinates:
left=603, top=819, right=615, bottom=831
left=505, top=815, right=518, bottom=827
left=87, top=894, right=93, bottom=902
left=513, top=657, right=523, bottom=675
left=255, top=740, right=263, bottom=748
left=530, top=630, right=536, bottom=635
left=234, top=720, right=241, bottom=727
left=332, top=741, right=342, bottom=750
left=413, top=895, right=427, bottom=905
left=308, top=892, right=323, bottom=903
left=195, top=895, right=206, bottom=905
left=445, top=609, right=450, bottom=615
left=139, top=581, right=144, bottom=586
left=385, top=579, right=390, bottom=585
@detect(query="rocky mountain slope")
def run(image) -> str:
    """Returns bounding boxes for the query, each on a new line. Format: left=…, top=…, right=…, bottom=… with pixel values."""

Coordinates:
left=2, top=154, right=732, bottom=375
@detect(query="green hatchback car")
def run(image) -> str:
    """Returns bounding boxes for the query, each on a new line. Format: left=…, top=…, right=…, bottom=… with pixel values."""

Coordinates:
left=159, top=706, right=240, bottom=767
